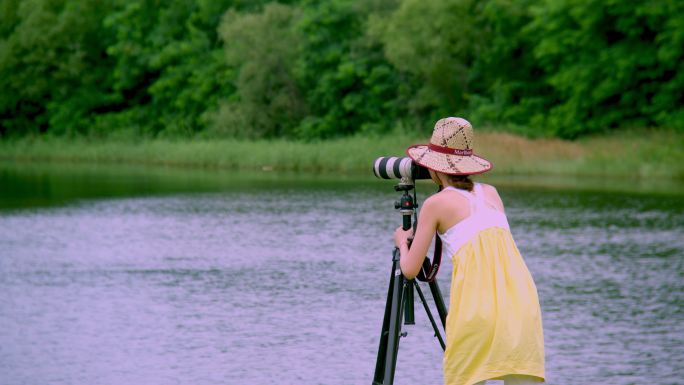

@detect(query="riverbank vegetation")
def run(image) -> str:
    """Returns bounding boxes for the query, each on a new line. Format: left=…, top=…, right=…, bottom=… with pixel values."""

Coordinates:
left=1, top=0, right=683, bottom=142
left=2, top=129, right=682, bottom=180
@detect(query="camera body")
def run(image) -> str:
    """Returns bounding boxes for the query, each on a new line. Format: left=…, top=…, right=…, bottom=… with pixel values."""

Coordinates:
left=372, top=157, right=431, bottom=180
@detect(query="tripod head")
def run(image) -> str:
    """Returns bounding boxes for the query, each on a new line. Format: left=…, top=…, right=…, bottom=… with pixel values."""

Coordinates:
left=393, top=178, right=416, bottom=231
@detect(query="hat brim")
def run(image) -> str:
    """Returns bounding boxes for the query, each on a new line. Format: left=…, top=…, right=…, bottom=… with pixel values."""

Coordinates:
left=406, top=144, right=493, bottom=175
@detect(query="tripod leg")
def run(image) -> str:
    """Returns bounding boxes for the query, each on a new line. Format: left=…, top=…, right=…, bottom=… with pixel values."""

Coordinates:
left=372, top=251, right=398, bottom=383
left=382, top=249, right=406, bottom=384
left=414, top=283, right=446, bottom=350
left=428, top=279, right=448, bottom=329
left=403, top=280, right=415, bottom=325
left=421, top=258, right=448, bottom=328
left=372, top=248, right=406, bottom=385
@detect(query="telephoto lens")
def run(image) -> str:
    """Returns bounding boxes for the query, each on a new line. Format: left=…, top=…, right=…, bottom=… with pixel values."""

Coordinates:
left=373, top=157, right=431, bottom=180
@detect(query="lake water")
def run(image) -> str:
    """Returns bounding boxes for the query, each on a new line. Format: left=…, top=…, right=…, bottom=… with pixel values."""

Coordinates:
left=1, top=162, right=683, bottom=385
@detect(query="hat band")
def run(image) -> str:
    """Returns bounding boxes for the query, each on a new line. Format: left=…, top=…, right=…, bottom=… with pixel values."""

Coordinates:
left=428, top=143, right=473, bottom=156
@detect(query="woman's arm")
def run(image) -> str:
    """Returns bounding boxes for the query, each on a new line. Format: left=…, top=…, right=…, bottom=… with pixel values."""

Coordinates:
left=394, top=196, right=440, bottom=280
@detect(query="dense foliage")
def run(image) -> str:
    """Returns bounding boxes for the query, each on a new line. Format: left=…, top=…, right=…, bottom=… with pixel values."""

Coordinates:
left=1, top=0, right=682, bottom=139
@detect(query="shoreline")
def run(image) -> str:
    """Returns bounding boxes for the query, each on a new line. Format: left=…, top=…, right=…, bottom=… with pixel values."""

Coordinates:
left=2, top=158, right=682, bottom=197
left=1, top=130, right=682, bottom=180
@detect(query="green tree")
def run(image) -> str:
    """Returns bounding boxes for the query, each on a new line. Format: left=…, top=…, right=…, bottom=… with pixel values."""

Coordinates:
left=373, top=0, right=549, bottom=135
left=527, top=0, right=684, bottom=137
left=294, top=0, right=403, bottom=139
left=1, top=0, right=682, bottom=140
left=210, top=2, right=306, bottom=138
left=0, top=0, right=117, bottom=136
left=101, top=0, right=238, bottom=137
left=373, top=0, right=491, bottom=119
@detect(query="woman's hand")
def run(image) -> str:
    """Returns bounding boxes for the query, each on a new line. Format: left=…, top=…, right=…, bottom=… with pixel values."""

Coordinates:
left=394, top=226, right=413, bottom=248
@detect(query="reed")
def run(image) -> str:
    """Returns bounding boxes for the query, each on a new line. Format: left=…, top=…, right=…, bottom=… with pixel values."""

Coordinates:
left=1, top=129, right=682, bottom=179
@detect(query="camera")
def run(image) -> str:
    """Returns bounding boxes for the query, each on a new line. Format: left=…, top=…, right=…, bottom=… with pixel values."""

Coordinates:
left=372, top=157, right=431, bottom=180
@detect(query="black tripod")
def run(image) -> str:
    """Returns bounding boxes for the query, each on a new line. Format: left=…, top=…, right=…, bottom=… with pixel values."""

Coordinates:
left=372, top=180, right=449, bottom=385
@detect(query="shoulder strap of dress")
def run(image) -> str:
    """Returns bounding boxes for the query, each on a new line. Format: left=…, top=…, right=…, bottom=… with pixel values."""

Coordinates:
left=443, top=185, right=475, bottom=211
left=473, top=183, right=486, bottom=209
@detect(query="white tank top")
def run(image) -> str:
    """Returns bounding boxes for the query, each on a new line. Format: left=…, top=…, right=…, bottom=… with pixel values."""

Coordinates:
left=437, top=183, right=511, bottom=258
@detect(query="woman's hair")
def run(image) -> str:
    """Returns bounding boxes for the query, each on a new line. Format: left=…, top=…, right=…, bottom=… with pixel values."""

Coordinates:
left=446, top=174, right=474, bottom=191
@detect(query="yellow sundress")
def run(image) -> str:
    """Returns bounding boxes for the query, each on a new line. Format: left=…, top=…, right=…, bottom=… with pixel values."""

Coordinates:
left=438, top=184, right=545, bottom=385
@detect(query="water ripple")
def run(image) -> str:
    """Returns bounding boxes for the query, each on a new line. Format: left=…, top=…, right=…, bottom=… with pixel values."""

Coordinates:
left=1, top=185, right=683, bottom=385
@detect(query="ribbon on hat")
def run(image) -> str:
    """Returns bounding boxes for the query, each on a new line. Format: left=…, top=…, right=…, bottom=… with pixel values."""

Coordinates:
left=427, top=143, right=473, bottom=156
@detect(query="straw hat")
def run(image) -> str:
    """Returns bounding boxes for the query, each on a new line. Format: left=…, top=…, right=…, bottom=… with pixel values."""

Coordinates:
left=406, top=117, right=492, bottom=175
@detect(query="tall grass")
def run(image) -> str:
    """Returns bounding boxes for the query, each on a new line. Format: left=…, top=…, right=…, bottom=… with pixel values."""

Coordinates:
left=1, top=130, right=682, bottom=179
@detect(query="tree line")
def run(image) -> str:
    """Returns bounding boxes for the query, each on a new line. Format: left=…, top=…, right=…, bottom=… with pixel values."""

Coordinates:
left=1, top=0, right=682, bottom=140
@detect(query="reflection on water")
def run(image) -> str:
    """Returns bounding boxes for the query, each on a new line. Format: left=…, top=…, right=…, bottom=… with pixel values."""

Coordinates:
left=1, top=162, right=683, bottom=385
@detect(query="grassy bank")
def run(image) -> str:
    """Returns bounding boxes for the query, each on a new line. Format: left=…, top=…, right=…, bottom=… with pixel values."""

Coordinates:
left=1, top=130, right=683, bottom=179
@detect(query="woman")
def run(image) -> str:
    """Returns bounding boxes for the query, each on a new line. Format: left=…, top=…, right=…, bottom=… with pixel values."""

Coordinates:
left=394, top=117, right=545, bottom=385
